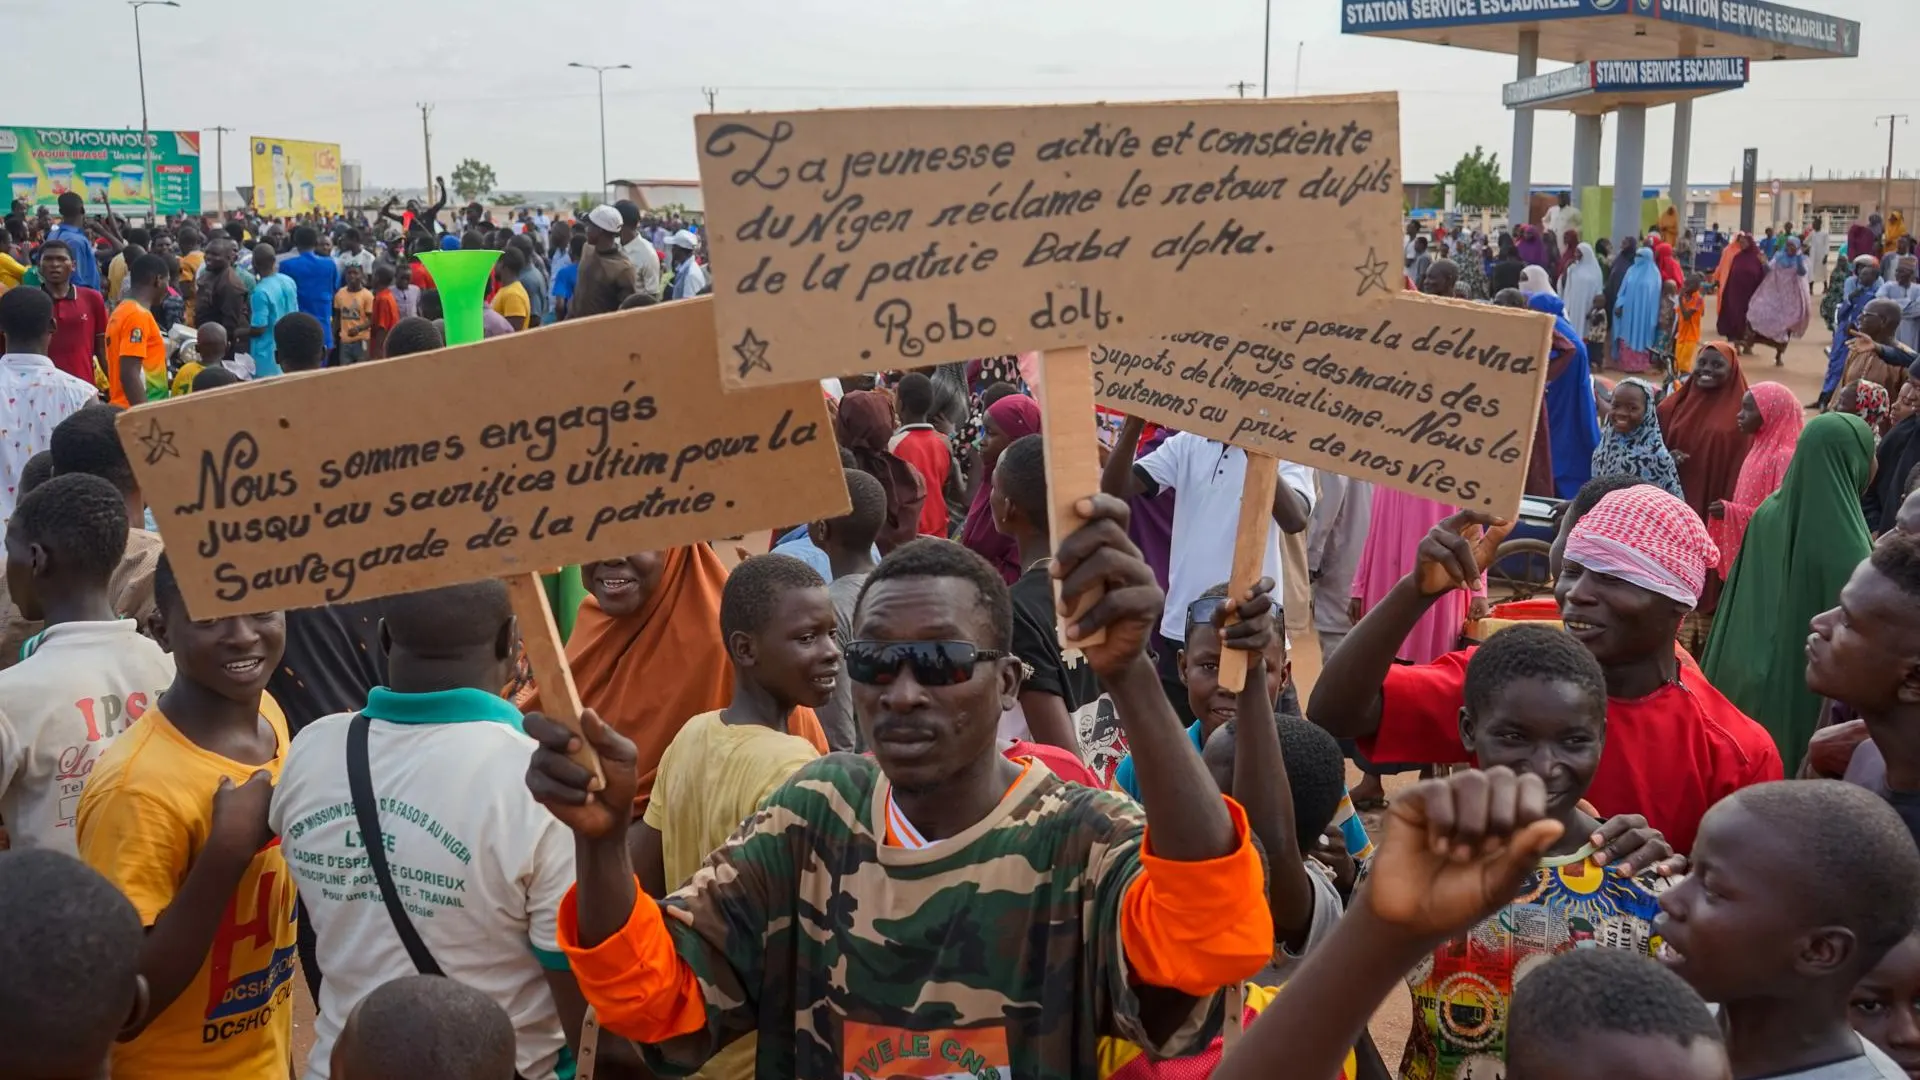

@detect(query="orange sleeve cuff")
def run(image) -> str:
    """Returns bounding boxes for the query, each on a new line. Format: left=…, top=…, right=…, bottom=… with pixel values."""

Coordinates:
left=557, top=881, right=709, bottom=1044
left=1120, top=796, right=1275, bottom=997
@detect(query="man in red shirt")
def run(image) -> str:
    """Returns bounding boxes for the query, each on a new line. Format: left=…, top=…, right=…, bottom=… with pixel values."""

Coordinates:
left=886, top=372, right=954, bottom=538
left=36, top=243, right=106, bottom=385
left=1310, top=481, right=1781, bottom=853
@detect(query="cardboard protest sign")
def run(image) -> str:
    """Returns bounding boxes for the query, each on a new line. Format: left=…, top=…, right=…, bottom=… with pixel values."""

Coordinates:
left=118, top=297, right=848, bottom=620
left=694, top=94, right=1403, bottom=389
left=1091, top=293, right=1555, bottom=516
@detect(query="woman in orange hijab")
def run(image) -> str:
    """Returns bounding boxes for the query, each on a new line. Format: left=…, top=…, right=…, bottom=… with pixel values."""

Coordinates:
left=517, top=545, right=829, bottom=815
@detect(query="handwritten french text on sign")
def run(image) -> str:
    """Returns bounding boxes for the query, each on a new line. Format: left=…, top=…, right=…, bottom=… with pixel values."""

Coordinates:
left=1091, top=293, right=1554, bottom=514
left=119, top=298, right=849, bottom=619
left=694, top=94, right=1403, bottom=388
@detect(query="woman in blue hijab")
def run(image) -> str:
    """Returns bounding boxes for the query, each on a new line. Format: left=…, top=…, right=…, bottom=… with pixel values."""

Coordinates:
left=1529, top=291, right=1602, bottom=498
left=1612, top=246, right=1663, bottom=373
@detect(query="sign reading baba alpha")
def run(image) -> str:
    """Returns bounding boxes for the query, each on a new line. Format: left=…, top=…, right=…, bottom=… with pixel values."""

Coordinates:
left=693, top=95, right=1405, bottom=389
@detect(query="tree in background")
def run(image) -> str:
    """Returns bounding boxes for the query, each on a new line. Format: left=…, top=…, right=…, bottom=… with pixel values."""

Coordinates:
left=450, top=158, right=498, bottom=204
left=1434, top=147, right=1509, bottom=210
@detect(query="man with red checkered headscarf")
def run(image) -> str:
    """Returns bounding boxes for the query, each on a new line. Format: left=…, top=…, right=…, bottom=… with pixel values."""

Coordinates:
left=1310, top=479, right=1782, bottom=854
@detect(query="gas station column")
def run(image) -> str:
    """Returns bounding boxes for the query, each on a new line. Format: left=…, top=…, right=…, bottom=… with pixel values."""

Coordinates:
left=1572, top=114, right=1603, bottom=192
left=1508, top=29, right=1539, bottom=227
left=1670, top=99, right=1694, bottom=225
left=1611, top=104, right=1647, bottom=246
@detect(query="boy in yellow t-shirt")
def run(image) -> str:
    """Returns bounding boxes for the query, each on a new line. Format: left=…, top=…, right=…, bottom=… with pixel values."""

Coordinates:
left=76, top=554, right=297, bottom=1080
left=334, top=263, right=375, bottom=364
left=105, top=253, right=170, bottom=406
left=634, top=554, right=831, bottom=1080
left=490, top=247, right=532, bottom=331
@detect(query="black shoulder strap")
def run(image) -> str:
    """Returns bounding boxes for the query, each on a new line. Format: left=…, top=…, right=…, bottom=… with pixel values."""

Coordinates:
left=346, top=712, right=444, bottom=977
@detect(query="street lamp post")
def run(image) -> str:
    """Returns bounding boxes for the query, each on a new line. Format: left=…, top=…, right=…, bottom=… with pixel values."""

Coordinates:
left=1261, top=0, right=1271, bottom=97
left=129, top=0, right=180, bottom=224
left=569, top=62, right=631, bottom=202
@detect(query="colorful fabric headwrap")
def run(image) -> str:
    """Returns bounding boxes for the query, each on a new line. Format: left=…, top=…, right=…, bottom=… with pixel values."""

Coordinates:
left=1851, top=380, right=1891, bottom=433
left=1565, top=486, right=1720, bottom=609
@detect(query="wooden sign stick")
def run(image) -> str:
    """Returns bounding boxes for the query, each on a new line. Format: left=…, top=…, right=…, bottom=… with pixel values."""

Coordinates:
left=1034, top=346, right=1106, bottom=650
left=1217, top=452, right=1280, bottom=694
left=505, top=572, right=605, bottom=787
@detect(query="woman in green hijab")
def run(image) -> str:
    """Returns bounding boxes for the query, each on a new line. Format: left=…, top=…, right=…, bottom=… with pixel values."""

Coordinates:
left=1702, top=411, right=1875, bottom=772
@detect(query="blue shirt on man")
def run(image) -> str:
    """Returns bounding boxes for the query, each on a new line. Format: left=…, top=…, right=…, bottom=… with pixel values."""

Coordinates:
left=279, top=250, right=341, bottom=349
left=249, top=272, right=299, bottom=376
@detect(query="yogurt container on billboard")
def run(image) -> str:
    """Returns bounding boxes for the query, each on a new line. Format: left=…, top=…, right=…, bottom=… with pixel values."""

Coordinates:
left=81, top=172, right=112, bottom=202
left=7, top=173, right=35, bottom=202
left=299, top=180, right=315, bottom=206
left=44, top=162, right=75, bottom=195
left=113, top=163, right=145, bottom=199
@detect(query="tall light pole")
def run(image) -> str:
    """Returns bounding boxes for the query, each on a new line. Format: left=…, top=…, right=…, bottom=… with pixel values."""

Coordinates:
left=129, top=0, right=179, bottom=224
left=569, top=62, right=630, bottom=202
left=1261, top=0, right=1271, bottom=97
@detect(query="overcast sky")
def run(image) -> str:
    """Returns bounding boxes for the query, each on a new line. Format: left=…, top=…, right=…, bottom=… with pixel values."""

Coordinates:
left=8, top=0, right=1912, bottom=197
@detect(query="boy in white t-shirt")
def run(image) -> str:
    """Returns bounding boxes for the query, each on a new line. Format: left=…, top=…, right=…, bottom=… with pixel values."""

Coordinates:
left=270, top=581, right=633, bottom=1080
left=1101, top=426, right=1315, bottom=720
left=0, top=473, right=173, bottom=854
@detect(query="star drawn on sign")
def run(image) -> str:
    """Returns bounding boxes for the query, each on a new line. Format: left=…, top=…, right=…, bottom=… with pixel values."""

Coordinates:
left=732, top=329, right=773, bottom=379
left=1353, top=247, right=1392, bottom=298
left=137, top=418, right=178, bottom=465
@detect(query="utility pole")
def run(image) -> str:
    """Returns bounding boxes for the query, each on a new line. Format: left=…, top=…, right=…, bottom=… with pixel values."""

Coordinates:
left=1261, top=0, right=1271, bottom=96
left=1229, top=81, right=1255, bottom=98
left=1878, top=114, right=1910, bottom=216
left=702, top=87, right=718, bottom=113
left=1295, top=41, right=1304, bottom=96
left=418, top=103, right=434, bottom=202
left=209, top=125, right=231, bottom=214
left=129, top=1, right=179, bottom=223
left=569, top=63, right=631, bottom=201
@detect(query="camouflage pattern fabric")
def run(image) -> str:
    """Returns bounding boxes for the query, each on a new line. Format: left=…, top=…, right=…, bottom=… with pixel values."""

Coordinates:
left=643, top=753, right=1224, bottom=1079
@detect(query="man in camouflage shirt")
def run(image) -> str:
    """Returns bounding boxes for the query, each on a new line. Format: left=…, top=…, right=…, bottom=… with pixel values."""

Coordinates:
left=526, top=495, right=1273, bottom=1078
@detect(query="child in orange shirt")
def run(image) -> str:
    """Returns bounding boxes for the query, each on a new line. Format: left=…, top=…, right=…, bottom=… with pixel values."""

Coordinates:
left=1675, top=272, right=1705, bottom=375
left=369, top=264, right=400, bottom=360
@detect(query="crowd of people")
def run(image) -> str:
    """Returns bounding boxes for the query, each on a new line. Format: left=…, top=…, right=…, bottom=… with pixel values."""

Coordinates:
left=0, top=183, right=707, bottom=399
left=3, top=178, right=1920, bottom=1080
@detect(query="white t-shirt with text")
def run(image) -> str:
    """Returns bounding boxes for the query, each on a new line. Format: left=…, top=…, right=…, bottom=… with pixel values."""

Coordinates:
left=0, top=620, right=173, bottom=855
left=268, top=689, right=576, bottom=1080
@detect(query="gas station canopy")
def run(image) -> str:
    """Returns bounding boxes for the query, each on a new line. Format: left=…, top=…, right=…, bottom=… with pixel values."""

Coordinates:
left=1504, top=56, right=1750, bottom=112
left=1341, top=0, right=1858, bottom=62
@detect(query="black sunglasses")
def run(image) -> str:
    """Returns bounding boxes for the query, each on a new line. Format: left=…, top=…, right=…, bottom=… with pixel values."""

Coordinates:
left=1186, top=596, right=1229, bottom=630
left=843, top=640, right=1008, bottom=687
left=1185, top=594, right=1280, bottom=635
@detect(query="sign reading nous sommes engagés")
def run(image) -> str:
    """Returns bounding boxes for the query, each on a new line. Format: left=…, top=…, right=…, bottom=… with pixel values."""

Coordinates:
left=118, top=298, right=847, bottom=619
left=693, top=95, right=1404, bottom=389
left=1092, top=293, right=1554, bottom=515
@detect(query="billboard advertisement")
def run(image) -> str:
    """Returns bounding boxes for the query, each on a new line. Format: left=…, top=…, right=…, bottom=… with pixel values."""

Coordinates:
left=0, top=126, right=201, bottom=217
left=249, top=136, right=343, bottom=215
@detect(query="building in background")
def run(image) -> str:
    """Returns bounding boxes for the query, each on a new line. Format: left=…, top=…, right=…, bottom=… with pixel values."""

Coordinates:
left=608, top=178, right=703, bottom=221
